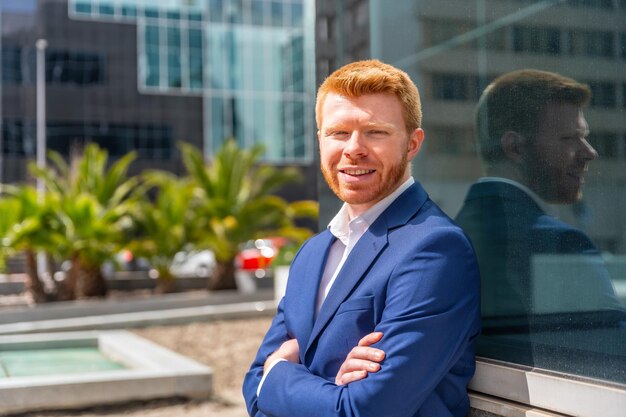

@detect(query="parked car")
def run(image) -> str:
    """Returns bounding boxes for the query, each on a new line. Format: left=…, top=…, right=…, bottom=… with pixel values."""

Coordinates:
left=235, top=237, right=287, bottom=271
left=169, top=250, right=216, bottom=278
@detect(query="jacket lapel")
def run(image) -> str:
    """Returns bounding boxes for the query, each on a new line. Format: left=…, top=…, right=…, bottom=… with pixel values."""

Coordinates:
left=288, top=230, right=335, bottom=360
left=304, top=183, right=428, bottom=355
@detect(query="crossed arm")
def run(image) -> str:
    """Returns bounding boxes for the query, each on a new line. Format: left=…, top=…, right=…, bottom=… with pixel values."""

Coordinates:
left=265, top=332, right=385, bottom=386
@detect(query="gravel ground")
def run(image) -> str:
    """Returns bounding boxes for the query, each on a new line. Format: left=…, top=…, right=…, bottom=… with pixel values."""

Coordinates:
left=4, top=316, right=273, bottom=417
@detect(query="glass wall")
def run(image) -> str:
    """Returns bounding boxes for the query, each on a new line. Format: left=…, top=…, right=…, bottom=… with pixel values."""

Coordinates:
left=322, top=0, right=626, bottom=387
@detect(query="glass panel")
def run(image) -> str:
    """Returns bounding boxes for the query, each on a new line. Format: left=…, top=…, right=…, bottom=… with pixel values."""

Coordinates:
left=291, top=2, right=303, bottom=27
left=188, top=11, right=203, bottom=22
left=167, top=52, right=181, bottom=88
left=208, top=0, right=223, bottom=22
left=144, top=7, right=159, bottom=19
left=121, top=5, right=137, bottom=18
left=74, top=1, right=92, bottom=14
left=166, top=10, right=181, bottom=21
left=145, top=51, right=160, bottom=87
left=98, top=3, right=114, bottom=16
left=188, top=50, right=203, bottom=89
left=326, top=0, right=626, bottom=387
left=270, top=1, right=284, bottom=26
left=251, top=0, right=265, bottom=25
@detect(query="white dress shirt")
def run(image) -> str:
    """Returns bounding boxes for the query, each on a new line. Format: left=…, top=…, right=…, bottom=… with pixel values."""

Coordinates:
left=316, top=176, right=415, bottom=314
left=257, top=176, right=415, bottom=395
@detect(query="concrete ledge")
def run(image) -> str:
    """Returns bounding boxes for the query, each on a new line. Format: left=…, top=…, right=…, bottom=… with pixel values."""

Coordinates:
left=0, top=300, right=277, bottom=335
left=0, top=330, right=213, bottom=415
left=0, top=289, right=273, bottom=325
left=470, top=392, right=568, bottom=417
left=469, top=358, right=626, bottom=417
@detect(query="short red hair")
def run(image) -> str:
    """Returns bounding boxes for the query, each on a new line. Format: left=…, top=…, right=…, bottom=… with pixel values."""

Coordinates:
left=316, top=60, right=422, bottom=133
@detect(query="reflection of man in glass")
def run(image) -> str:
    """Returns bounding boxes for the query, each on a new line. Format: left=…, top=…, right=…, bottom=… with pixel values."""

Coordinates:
left=455, top=70, right=623, bottom=363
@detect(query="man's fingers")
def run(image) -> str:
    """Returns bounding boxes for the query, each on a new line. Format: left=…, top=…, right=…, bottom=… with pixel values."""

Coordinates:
left=337, top=370, right=368, bottom=386
left=335, top=332, right=386, bottom=386
left=336, top=370, right=368, bottom=386
left=358, top=331, right=383, bottom=347
left=348, top=345, right=385, bottom=362
left=341, top=358, right=381, bottom=373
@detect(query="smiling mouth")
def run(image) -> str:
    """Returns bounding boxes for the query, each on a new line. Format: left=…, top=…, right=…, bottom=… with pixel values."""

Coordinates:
left=341, top=169, right=375, bottom=176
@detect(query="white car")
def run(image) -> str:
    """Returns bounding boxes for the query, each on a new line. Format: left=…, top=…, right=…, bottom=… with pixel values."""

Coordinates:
left=169, top=250, right=216, bottom=278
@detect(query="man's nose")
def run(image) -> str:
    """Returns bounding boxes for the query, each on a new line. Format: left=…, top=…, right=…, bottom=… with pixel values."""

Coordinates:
left=344, top=132, right=367, bottom=159
left=579, top=138, right=598, bottom=162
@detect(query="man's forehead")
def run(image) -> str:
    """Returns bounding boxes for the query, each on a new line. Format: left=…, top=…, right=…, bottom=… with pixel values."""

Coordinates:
left=538, top=102, right=587, bottom=133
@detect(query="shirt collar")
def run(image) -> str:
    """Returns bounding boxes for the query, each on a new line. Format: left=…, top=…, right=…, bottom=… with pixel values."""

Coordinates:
left=328, top=177, right=415, bottom=244
left=478, top=176, right=549, bottom=212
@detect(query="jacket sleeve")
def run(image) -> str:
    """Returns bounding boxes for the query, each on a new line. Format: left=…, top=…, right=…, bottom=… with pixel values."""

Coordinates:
left=256, top=228, right=481, bottom=417
left=242, top=296, right=290, bottom=417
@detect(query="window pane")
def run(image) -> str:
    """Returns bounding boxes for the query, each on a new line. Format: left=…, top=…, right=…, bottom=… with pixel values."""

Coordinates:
left=320, top=0, right=626, bottom=389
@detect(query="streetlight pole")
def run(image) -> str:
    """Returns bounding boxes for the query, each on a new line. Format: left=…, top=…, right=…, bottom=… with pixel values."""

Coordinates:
left=36, top=38, right=47, bottom=197
left=35, top=38, right=48, bottom=282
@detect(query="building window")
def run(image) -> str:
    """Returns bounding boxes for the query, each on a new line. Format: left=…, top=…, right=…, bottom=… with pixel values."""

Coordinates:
left=433, top=74, right=469, bottom=101
left=1, top=45, right=23, bottom=85
left=425, top=19, right=506, bottom=52
left=73, top=1, right=91, bottom=14
left=589, top=132, right=620, bottom=159
left=45, top=49, right=104, bottom=85
left=1, top=120, right=32, bottom=156
left=513, top=26, right=561, bottom=55
left=588, top=81, right=617, bottom=108
left=432, top=73, right=490, bottom=102
left=567, top=0, right=615, bottom=8
left=44, top=122, right=174, bottom=160
left=569, top=30, right=615, bottom=58
left=426, top=127, right=476, bottom=155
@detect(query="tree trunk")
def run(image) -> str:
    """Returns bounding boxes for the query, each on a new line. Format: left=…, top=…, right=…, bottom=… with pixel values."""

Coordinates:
left=208, top=259, right=237, bottom=291
left=74, top=258, right=108, bottom=299
left=155, top=267, right=178, bottom=294
left=24, top=249, right=48, bottom=303
left=57, top=253, right=79, bottom=301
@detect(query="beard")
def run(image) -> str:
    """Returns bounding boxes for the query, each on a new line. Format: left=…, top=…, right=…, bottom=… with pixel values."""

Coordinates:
left=321, top=152, right=409, bottom=206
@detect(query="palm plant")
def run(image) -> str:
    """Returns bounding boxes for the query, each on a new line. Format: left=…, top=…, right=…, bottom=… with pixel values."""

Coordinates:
left=181, top=140, right=318, bottom=291
left=126, top=170, right=198, bottom=293
left=0, top=185, right=63, bottom=302
left=29, top=144, right=139, bottom=298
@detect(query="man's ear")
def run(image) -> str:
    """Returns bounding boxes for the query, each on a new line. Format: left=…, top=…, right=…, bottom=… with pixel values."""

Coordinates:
left=407, top=128, right=424, bottom=159
left=500, top=131, right=527, bottom=163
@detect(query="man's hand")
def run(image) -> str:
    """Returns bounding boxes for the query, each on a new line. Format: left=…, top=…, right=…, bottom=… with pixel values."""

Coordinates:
left=264, top=338, right=300, bottom=373
left=335, top=332, right=385, bottom=386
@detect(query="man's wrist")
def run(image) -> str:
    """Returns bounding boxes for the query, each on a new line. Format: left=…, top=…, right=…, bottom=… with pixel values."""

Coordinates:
left=257, top=358, right=286, bottom=396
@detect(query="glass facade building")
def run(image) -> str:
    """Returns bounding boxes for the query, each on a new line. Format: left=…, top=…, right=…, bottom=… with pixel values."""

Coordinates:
left=69, top=0, right=314, bottom=162
left=0, top=0, right=316, bottom=191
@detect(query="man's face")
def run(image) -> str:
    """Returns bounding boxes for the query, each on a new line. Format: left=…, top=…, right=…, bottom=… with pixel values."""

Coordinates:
left=522, top=102, right=597, bottom=204
left=318, top=93, right=423, bottom=217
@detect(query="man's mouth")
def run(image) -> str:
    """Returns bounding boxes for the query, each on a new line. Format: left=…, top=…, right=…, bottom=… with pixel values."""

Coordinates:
left=340, top=169, right=375, bottom=176
left=567, top=172, right=585, bottom=183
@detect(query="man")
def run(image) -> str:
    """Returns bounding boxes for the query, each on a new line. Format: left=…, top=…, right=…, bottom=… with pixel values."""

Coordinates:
left=243, top=60, right=480, bottom=417
left=455, top=70, right=622, bottom=348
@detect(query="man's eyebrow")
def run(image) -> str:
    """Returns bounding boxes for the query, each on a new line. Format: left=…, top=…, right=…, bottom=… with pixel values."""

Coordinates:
left=363, top=121, right=395, bottom=129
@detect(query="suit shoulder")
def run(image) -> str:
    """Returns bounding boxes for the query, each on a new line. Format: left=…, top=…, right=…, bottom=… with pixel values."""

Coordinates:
left=405, top=199, right=474, bottom=249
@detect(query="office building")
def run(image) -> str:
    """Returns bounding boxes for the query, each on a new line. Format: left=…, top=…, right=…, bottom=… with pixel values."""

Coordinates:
left=1, top=0, right=317, bottom=200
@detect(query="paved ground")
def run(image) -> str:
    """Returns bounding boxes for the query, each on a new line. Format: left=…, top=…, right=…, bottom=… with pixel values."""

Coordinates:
left=3, top=315, right=273, bottom=417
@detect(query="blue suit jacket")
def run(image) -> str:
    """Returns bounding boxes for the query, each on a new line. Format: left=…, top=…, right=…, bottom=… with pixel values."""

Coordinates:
left=243, top=182, right=481, bottom=417
left=455, top=181, right=621, bottom=320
